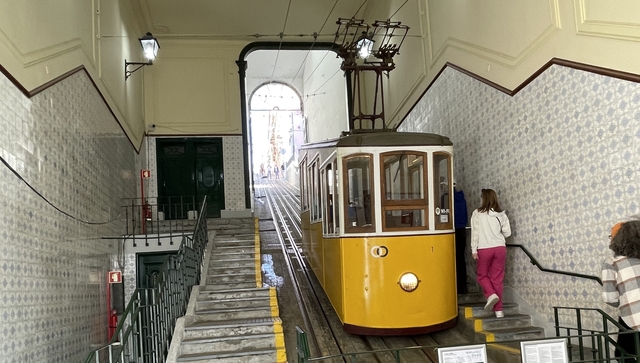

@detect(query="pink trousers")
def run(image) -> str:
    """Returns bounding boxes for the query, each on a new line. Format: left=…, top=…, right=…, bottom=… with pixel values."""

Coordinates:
left=477, top=246, right=506, bottom=311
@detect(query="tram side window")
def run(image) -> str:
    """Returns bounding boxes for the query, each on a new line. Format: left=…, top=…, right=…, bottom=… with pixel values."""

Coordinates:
left=343, top=154, right=374, bottom=233
left=322, top=163, right=335, bottom=235
left=333, top=159, right=340, bottom=233
left=310, top=160, right=320, bottom=221
left=434, top=152, right=453, bottom=230
left=381, top=152, right=428, bottom=231
left=299, top=158, right=307, bottom=211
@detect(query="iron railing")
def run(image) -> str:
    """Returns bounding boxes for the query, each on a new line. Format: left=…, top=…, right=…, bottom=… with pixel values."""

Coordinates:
left=295, top=307, right=640, bottom=363
left=507, top=244, right=603, bottom=285
left=85, top=197, right=208, bottom=363
left=123, top=196, right=204, bottom=248
left=554, top=306, right=640, bottom=363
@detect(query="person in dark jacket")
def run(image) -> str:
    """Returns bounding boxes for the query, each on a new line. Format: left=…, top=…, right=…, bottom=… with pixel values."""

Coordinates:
left=454, top=181, right=468, bottom=294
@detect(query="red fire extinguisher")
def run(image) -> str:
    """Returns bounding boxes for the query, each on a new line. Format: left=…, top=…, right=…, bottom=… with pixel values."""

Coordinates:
left=108, top=309, right=118, bottom=340
left=143, top=201, right=152, bottom=220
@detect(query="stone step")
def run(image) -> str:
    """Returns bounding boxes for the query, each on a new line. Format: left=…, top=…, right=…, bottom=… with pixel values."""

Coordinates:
left=208, top=260, right=256, bottom=270
left=460, top=302, right=520, bottom=319
left=183, top=317, right=281, bottom=340
left=206, top=273, right=258, bottom=285
left=193, top=306, right=276, bottom=322
left=211, top=246, right=256, bottom=253
left=180, top=332, right=282, bottom=355
left=209, top=256, right=256, bottom=263
left=207, top=266, right=255, bottom=275
left=214, top=229, right=256, bottom=236
left=204, top=282, right=258, bottom=291
left=213, top=242, right=256, bottom=249
left=198, top=287, right=271, bottom=299
left=459, top=313, right=533, bottom=332
left=457, top=292, right=486, bottom=304
left=177, top=348, right=282, bottom=362
left=196, top=296, right=272, bottom=310
left=476, top=326, right=545, bottom=342
left=210, top=252, right=255, bottom=260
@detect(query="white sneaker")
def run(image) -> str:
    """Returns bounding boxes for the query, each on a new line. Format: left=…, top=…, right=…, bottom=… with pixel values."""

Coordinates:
left=484, top=294, right=499, bottom=311
left=495, top=311, right=504, bottom=318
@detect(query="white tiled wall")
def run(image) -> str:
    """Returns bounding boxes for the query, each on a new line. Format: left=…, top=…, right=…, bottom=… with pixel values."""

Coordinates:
left=223, top=136, right=246, bottom=211
left=400, top=65, right=640, bottom=329
left=0, top=71, right=137, bottom=362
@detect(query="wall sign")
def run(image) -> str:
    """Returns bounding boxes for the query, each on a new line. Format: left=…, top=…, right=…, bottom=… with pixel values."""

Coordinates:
left=108, top=271, right=122, bottom=284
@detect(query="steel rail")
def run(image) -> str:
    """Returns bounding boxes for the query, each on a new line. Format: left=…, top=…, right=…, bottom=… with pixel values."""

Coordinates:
left=264, top=186, right=321, bottom=356
left=266, top=183, right=349, bottom=362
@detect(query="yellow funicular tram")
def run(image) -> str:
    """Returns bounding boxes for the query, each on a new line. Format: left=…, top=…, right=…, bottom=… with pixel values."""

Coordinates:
left=299, top=130, right=457, bottom=335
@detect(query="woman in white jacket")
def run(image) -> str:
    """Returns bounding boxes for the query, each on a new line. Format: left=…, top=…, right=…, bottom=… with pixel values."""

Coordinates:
left=471, top=188, right=511, bottom=318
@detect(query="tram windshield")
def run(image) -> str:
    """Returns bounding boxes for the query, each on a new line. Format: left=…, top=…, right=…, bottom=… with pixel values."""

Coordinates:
left=344, top=154, right=374, bottom=232
left=381, top=152, right=428, bottom=231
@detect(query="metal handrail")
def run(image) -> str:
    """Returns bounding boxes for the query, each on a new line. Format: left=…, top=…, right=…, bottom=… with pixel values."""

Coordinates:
left=507, top=244, right=603, bottom=285
left=84, top=196, right=208, bottom=363
left=295, top=307, right=640, bottom=363
left=554, top=306, right=640, bottom=362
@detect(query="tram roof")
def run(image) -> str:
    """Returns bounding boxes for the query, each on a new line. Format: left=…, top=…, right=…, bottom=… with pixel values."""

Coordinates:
left=300, top=131, right=453, bottom=150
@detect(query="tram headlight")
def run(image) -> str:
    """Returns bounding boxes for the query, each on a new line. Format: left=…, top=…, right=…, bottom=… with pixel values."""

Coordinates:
left=398, top=272, right=420, bottom=292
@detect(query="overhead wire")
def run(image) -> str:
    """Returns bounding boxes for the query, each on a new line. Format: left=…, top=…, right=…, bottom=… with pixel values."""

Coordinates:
left=288, top=0, right=341, bottom=84
left=269, top=0, right=293, bottom=81
left=300, top=0, right=369, bottom=88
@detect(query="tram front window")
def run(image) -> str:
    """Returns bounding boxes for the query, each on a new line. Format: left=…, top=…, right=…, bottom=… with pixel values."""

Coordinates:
left=344, top=154, right=374, bottom=232
left=381, top=152, right=428, bottom=230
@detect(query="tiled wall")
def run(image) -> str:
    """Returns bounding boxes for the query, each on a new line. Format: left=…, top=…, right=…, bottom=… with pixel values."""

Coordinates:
left=0, top=71, right=137, bottom=362
left=400, top=65, right=640, bottom=329
left=223, top=136, right=246, bottom=211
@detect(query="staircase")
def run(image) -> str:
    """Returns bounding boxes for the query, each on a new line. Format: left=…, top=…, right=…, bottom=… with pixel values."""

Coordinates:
left=457, top=291, right=545, bottom=363
left=167, top=218, right=286, bottom=363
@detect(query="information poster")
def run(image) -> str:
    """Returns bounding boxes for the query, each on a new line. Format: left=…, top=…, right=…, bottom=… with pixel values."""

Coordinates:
left=438, top=344, right=488, bottom=363
left=520, top=338, right=568, bottom=363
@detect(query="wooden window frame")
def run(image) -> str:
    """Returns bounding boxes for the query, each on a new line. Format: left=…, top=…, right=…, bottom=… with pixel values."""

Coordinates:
left=379, top=151, right=429, bottom=232
left=299, top=156, right=308, bottom=211
left=433, top=152, right=453, bottom=230
left=342, top=153, right=375, bottom=234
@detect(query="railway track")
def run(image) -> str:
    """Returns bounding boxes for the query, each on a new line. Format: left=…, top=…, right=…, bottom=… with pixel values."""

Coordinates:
left=262, top=179, right=468, bottom=362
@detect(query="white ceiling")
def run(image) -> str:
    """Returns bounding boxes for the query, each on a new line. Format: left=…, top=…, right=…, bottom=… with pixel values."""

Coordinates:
left=133, top=0, right=368, bottom=81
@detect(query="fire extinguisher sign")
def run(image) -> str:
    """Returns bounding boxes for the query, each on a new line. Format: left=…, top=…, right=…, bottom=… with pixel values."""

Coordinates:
left=141, top=170, right=151, bottom=178
left=109, top=271, right=122, bottom=284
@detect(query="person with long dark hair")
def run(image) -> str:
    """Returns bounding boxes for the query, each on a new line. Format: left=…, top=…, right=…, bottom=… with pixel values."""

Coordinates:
left=602, top=220, right=640, bottom=363
left=471, top=188, right=511, bottom=318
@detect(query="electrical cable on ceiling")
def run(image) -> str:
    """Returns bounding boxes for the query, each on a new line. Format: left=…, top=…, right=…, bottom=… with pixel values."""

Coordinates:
left=288, top=0, right=341, bottom=83
left=269, top=0, right=293, bottom=81
left=351, top=0, right=368, bottom=19
left=302, top=0, right=412, bottom=97
left=308, top=68, right=343, bottom=97
left=0, top=155, right=119, bottom=225
left=389, top=0, right=409, bottom=20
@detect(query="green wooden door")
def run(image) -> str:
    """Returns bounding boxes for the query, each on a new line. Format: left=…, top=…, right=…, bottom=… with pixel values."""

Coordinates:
left=157, top=138, right=224, bottom=218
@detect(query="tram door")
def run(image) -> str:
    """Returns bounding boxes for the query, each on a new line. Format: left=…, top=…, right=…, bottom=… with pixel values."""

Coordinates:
left=157, top=138, right=224, bottom=218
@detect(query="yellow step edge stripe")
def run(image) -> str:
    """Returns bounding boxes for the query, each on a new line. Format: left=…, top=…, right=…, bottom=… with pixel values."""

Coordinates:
left=484, top=332, right=496, bottom=342
left=273, top=314, right=287, bottom=362
left=269, top=287, right=280, bottom=316
left=464, top=306, right=474, bottom=319
left=474, top=319, right=483, bottom=332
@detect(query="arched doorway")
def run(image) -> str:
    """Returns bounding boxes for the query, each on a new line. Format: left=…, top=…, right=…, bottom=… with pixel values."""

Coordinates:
left=249, top=82, right=304, bottom=183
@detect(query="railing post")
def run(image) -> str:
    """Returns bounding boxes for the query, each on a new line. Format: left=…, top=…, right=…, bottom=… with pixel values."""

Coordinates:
left=296, top=326, right=310, bottom=363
